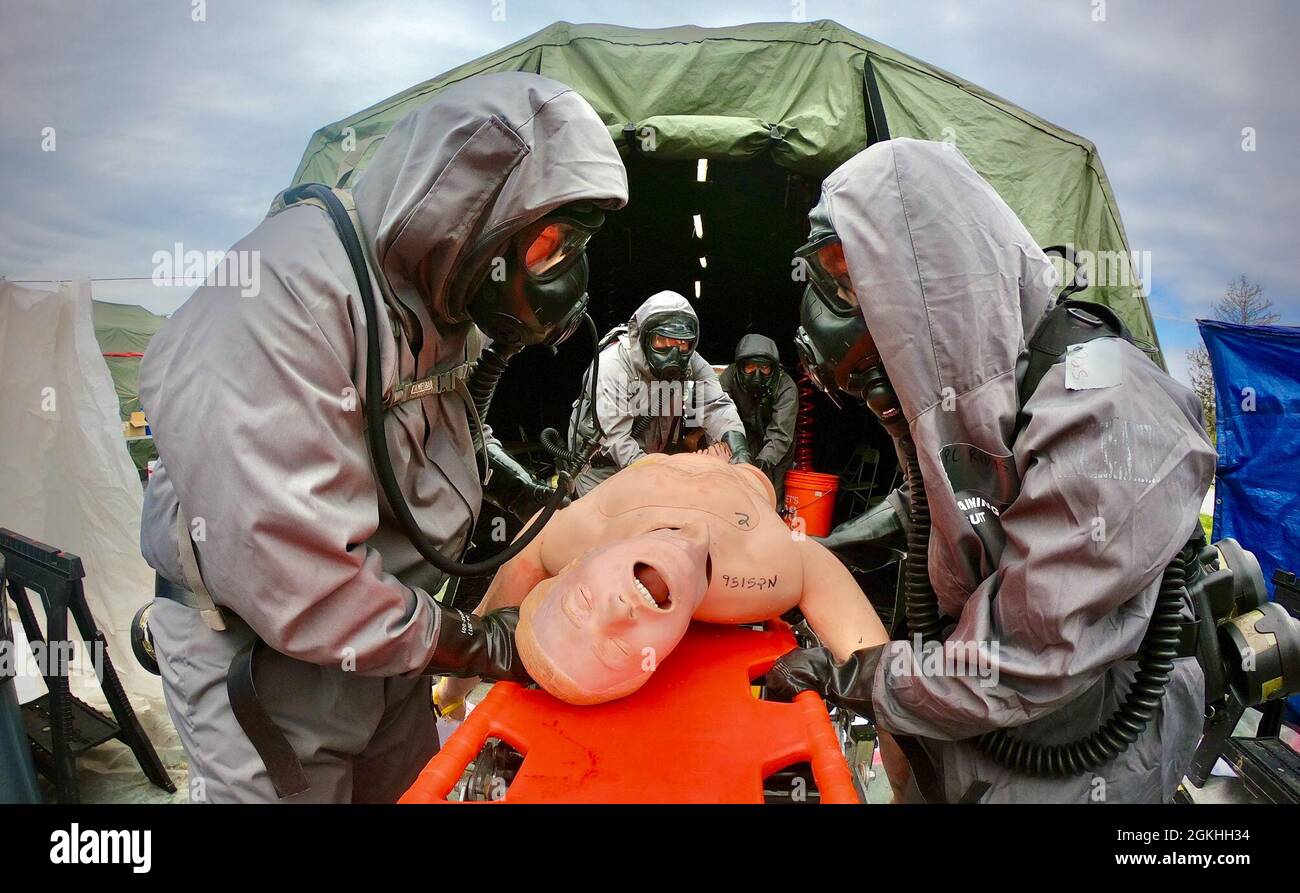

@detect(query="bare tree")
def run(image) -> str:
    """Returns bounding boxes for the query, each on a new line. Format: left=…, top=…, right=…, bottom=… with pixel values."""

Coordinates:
left=1187, top=276, right=1278, bottom=440
left=1188, top=345, right=1216, bottom=438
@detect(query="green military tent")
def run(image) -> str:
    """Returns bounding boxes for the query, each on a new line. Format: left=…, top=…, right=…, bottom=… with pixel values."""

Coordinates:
left=290, top=19, right=1162, bottom=529
left=92, top=299, right=166, bottom=473
left=293, top=19, right=1158, bottom=357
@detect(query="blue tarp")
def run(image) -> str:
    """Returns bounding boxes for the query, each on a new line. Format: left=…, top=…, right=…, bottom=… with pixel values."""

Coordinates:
left=1199, top=319, right=1300, bottom=722
left=1199, top=320, right=1300, bottom=591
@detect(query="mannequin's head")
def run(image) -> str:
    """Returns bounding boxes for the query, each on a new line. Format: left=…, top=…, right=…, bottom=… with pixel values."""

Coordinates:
left=516, top=522, right=712, bottom=704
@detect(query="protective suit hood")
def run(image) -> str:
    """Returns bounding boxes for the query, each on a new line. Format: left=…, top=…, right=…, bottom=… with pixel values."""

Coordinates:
left=734, top=333, right=780, bottom=364
left=353, top=72, right=628, bottom=330
left=816, top=138, right=1054, bottom=442
left=732, top=332, right=781, bottom=399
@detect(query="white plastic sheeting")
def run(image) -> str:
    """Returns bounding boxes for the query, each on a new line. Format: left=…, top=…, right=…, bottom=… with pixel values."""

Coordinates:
left=1, top=280, right=185, bottom=802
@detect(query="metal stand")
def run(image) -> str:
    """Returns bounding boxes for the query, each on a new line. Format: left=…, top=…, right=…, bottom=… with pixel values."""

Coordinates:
left=0, top=528, right=174, bottom=803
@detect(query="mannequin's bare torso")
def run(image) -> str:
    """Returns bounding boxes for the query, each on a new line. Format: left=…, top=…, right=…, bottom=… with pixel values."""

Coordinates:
left=540, top=453, right=803, bottom=623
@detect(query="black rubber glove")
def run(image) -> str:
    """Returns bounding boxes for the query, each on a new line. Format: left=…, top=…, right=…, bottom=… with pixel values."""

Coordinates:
left=814, top=497, right=906, bottom=571
left=483, top=440, right=567, bottom=522
left=765, top=644, right=885, bottom=720
left=721, top=430, right=753, bottom=465
left=425, top=606, right=532, bottom=683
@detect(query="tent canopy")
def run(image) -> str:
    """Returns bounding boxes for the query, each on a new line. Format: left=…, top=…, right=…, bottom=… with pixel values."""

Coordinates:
left=292, top=20, right=1159, bottom=357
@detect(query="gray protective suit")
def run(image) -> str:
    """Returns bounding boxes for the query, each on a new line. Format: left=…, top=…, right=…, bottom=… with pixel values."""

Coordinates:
left=568, top=291, right=744, bottom=496
left=138, top=73, right=627, bottom=802
left=823, top=139, right=1215, bottom=802
left=718, top=334, right=798, bottom=502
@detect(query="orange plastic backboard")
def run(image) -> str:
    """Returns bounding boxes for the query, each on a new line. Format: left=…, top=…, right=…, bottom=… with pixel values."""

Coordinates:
left=401, top=620, right=858, bottom=804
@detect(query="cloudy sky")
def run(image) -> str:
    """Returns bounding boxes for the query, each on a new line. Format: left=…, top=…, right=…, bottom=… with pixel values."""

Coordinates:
left=3, top=0, right=1296, bottom=383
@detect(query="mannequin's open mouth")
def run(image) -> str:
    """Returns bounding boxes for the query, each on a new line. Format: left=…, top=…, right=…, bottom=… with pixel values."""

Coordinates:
left=633, top=563, right=671, bottom=610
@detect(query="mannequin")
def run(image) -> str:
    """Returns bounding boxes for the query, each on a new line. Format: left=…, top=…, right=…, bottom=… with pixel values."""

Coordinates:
left=440, top=451, right=888, bottom=706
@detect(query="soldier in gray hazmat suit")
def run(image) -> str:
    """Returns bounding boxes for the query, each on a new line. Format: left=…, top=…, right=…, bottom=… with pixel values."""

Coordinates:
left=769, top=139, right=1215, bottom=803
left=138, top=73, right=628, bottom=802
left=568, top=291, right=750, bottom=496
left=718, top=334, right=799, bottom=504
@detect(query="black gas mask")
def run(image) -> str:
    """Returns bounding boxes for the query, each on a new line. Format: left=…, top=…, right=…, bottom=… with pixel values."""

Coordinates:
left=467, top=202, right=605, bottom=349
left=795, top=198, right=905, bottom=424
left=639, top=311, right=698, bottom=382
left=790, top=259, right=904, bottom=439
left=736, top=354, right=777, bottom=399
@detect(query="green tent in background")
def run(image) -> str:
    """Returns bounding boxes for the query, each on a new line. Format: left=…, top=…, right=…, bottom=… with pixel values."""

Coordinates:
left=92, top=299, right=166, bottom=473
left=292, top=19, right=1161, bottom=361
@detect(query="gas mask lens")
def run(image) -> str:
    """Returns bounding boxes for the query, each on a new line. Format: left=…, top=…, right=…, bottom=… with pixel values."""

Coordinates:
left=523, top=221, right=591, bottom=279
left=808, top=241, right=857, bottom=310
left=740, top=360, right=773, bottom=376
left=651, top=333, right=694, bottom=354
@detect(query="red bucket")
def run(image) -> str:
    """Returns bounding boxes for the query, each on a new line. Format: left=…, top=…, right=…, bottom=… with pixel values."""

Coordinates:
left=783, top=469, right=840, bottom=537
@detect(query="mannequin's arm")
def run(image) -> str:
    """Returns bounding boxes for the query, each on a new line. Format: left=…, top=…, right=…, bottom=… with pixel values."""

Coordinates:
left=794, top=537, right=908, bottom=801
left=795, top=538, right=889, bottom=659
left=471, top=519, right=552, bottom=614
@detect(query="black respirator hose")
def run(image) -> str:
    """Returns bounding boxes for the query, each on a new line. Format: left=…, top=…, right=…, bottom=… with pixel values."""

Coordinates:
left=540, top=428, right=580, bottom=465
left=363, top=333, right=570, bottom=580
left=467, top=340, right=517, bottom=424
left=899, top=437, right=944, bottom=642
left=293, top=181, right=576, bottom=579
left=540, top=314, right=605, bottom=476
left=973, top=555, right=1186, bottom=777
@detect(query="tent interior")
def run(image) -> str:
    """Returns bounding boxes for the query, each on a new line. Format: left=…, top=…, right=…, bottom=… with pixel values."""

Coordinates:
left=461, top=153, right=900, bottom=611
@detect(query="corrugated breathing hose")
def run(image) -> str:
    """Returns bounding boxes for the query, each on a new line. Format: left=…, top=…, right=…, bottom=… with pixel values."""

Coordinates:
left=539, top=314, right=605, bottom=478
left=467, top=341, right=514, bottom=424
left=899, top=438, right=943, bottom=642
left=972, top=553, right=1186, bottom=776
